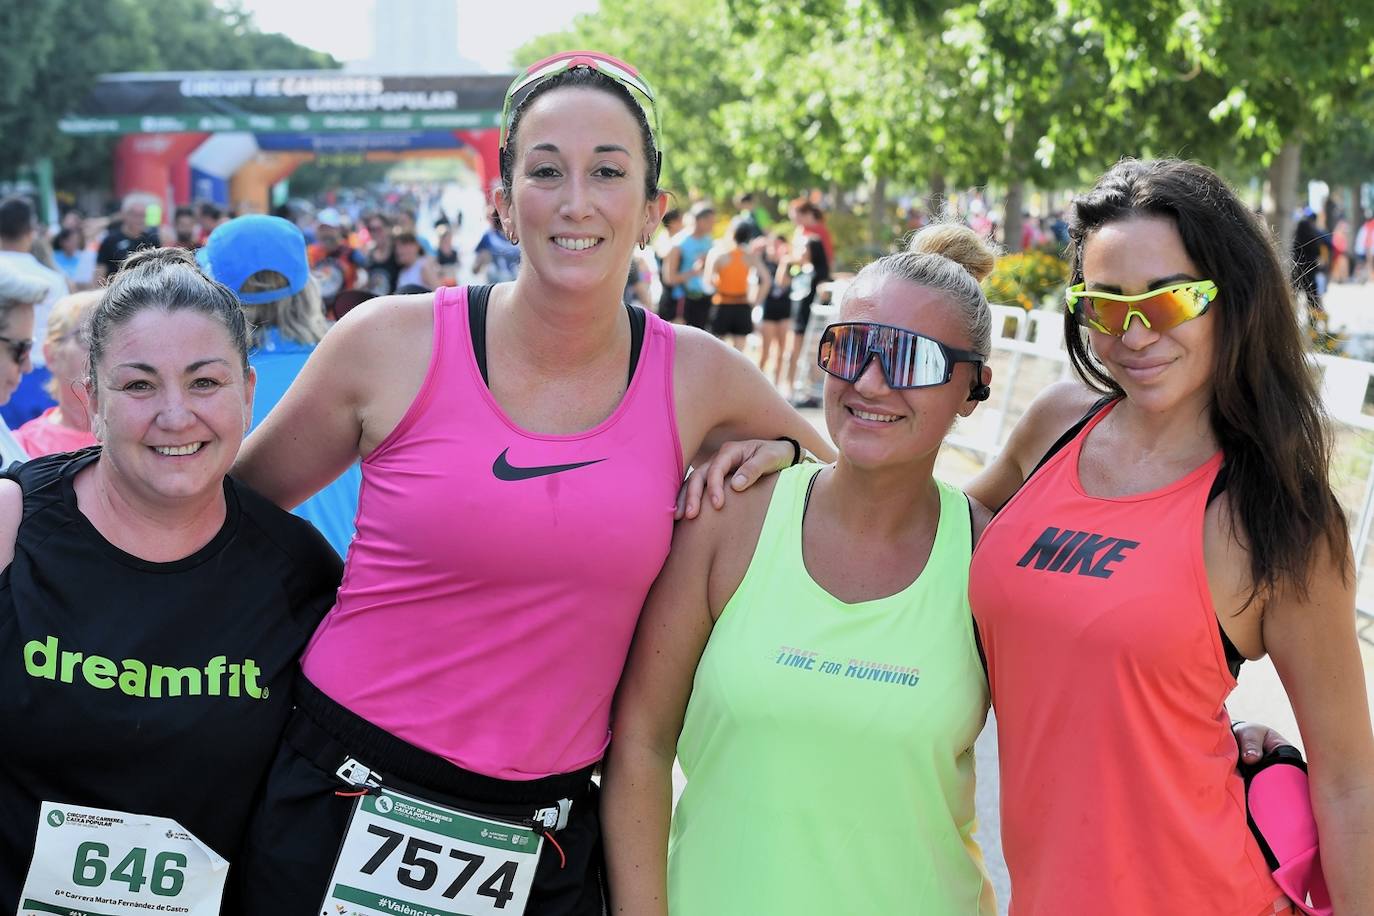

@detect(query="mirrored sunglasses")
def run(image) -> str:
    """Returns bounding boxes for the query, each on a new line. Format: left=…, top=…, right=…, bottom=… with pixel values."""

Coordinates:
left=818, top=322, right=984, bottom=390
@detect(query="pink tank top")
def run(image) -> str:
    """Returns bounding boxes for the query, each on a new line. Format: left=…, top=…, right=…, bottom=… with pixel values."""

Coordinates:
left=968, top=400, right=1282, bottom=915
left=301, top=286, right=683, bottom=779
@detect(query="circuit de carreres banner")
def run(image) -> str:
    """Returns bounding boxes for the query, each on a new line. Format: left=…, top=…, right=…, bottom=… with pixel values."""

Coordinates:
left=60, top=71, right=512, bottom=136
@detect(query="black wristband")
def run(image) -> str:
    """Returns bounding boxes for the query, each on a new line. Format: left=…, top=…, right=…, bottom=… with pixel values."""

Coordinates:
left=775, top=436, right=801, bottom=467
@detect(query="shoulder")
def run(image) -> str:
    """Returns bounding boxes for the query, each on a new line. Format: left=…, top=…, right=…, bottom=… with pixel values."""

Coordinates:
left=673, top=466, right=783, bottom=586
left=965, top=380, right=1106, bottom=510
left=0, top=450, right=90, bottom=564
left=670, top=321, right=742, bottom=377
left=1006, top=381, right=1106, bottom=464
left=329, top=291, right=435, bottom=347
left=13, top=449, right=87, bottom=496
left=229, top=477, right=344, bottom=589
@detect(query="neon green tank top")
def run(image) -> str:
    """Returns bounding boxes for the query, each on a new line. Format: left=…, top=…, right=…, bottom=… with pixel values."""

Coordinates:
left=669, top=465, right=995, bottom=915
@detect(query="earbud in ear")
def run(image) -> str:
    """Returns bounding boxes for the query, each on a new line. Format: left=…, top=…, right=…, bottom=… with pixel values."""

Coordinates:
left=968, top=383, right=991, bottom=402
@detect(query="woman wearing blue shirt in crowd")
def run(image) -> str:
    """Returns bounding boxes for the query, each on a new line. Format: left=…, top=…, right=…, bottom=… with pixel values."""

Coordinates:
left=197, top=215, right=362, bottom=556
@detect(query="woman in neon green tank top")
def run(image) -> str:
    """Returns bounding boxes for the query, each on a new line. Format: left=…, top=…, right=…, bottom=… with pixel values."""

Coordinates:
left=602, top=224, right=1001, bottom=915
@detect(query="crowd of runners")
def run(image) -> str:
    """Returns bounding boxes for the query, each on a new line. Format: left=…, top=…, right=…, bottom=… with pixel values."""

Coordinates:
left=0, top=49, right=1370, bottom=916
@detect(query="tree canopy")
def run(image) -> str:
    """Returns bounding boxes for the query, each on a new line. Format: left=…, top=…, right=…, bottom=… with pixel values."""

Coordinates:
left=1, top=0, right=336, bottom=188
left=516, top=0, right=1373, bottom=251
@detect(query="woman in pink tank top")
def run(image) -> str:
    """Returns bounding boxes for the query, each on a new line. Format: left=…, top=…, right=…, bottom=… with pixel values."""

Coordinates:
left=963, top=160, right=1373, bottom=914
left=223, top=52, right=832, bottom=915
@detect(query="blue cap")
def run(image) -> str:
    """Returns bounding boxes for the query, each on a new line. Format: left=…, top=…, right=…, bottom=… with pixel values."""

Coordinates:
left=197, top=215, right=309, bottom=305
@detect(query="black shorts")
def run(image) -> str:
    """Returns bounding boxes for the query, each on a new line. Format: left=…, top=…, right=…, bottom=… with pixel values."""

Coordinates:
left=791, top=293, right=815, bottom=335
left=761, top=295, right=792, bottom=323
left=228, top=678, right=605, bottom=916
left=682, top=294, right=712, bottom=330
left=710, top=302, right=754, bottom=338
left=656, top=286, right=681, bottom=322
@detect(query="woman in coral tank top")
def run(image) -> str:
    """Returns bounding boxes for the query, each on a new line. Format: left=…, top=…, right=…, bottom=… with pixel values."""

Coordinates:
left=964, top=159, right=1374, bottom=914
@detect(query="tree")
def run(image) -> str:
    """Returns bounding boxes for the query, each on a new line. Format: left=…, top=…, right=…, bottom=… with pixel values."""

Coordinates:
left=1, top=0, right=336, bottom=190
left=0, top=0, right=134, bottom=178
left=516, top=0, right=753, bottom=202
left=1059, top=0, right=1374, bottom=249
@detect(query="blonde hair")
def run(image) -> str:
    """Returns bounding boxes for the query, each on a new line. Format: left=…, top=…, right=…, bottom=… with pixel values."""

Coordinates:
left=843, top=221, right=997, bottom=356
left=907, top=222, right=997, bottom=282
left=45, top=290, right=102, bottom=347
left=237, top=270, right=327, bottom=347
left=44, top=290, right=102, bottom=398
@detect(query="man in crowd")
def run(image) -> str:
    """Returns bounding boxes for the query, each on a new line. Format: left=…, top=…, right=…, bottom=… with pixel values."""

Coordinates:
left=0, top=196, right=67, bottom=426
left=662, top=203, right=717, bottom=330
left=172, top=206, right=200, bottom=249
left=308, top=212, right=369, bottom=311
left=94, top=194, right=160, bottom=282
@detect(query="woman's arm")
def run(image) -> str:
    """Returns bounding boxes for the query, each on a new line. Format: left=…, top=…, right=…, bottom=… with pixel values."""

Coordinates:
left=1262, top=542, right=1374, bottom=912
left=703, top=247, right=722, bottom=295
left=660, top=245, right=687, bottom=288
left=672, top=327, right=835, bottom=471
left=601, top=482, right=740, bottom=914
left=233, top=295, right=431, bottom=508
left=747, top=252, right=772, bottom=302
left=0, top=479, right=20, bottom=571
left=773, top=253, right=792, bottom=289
left=677, top=377, right=1097, bottom=519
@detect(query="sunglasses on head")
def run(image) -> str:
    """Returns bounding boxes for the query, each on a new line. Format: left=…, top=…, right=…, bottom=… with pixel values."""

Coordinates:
left=0, top=335, right=32, bottom=365
left=1065, top=279, right=1218, bottom=337
left=818, top=322, right=989, bottom=400
left=499, top=51, right=662, bottom=171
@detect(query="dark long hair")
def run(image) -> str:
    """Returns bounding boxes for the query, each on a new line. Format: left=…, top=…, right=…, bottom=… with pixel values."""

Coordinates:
left=1065, top=158, right=1348, bottom=605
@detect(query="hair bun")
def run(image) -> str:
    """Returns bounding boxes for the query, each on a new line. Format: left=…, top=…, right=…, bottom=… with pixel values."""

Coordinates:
left=906, top=223, right=998, bottom=283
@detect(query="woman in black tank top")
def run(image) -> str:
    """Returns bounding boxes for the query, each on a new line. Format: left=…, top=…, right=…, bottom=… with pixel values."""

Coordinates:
left=0, top=248, right=340, bottom=912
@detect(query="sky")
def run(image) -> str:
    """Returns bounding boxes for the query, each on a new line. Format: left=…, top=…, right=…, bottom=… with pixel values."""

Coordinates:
left=228, top=0, right=599, bottom=73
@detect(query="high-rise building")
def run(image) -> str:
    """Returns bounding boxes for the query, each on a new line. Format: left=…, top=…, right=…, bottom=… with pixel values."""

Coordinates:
left=348, top=0, right=485, bottom=74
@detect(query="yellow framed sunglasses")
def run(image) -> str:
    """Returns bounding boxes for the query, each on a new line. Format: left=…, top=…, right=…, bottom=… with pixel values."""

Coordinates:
left=1065, top=280, right=1219, bottom=336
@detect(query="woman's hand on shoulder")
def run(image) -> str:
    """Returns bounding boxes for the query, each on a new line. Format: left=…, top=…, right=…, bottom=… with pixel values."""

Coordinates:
left=0, top=479, right=19, bottom=571
left=676, top=437, right=797, bottom=520
left=964, top=380, right=1102, bottom=511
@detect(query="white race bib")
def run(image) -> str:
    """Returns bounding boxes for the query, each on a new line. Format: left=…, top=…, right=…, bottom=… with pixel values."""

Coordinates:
left=19, top=802, right=228, bottom=916
left=321, top=788, right=544, bottom=916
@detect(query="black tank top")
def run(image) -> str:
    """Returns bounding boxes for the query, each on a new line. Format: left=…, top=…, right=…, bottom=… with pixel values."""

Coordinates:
left=0, top=449, right=342, bottom=897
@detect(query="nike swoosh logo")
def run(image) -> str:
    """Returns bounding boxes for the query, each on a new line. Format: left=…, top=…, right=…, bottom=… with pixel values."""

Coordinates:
left=492, top=448, right=606, bottom=481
